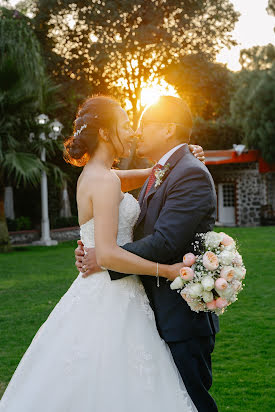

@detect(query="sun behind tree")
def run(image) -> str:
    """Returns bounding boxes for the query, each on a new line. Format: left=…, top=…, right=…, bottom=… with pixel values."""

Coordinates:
left=140, top=79, right=179, bottom=108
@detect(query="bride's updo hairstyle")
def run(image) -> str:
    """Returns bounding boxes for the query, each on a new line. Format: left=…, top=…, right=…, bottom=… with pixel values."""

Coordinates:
left=64, top=96, right=121, bottom=167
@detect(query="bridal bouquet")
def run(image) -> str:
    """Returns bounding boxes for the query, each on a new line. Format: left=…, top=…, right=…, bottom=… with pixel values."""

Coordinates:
left=170, top=231, right=246, bottom=315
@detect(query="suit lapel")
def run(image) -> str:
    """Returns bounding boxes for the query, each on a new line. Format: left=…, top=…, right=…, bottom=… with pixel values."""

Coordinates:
left=136, top=144, right=190, bottom=228
left=138, top=177, right=149, bottom=207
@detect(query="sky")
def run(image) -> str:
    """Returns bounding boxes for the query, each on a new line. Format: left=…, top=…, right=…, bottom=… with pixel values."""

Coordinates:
left=216, top=0, right=275, bottom=70
left=7, top=0, right=275, bottom=71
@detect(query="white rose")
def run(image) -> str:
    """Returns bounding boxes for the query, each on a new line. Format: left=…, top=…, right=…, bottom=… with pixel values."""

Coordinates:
left=234, top=266, right=246, bottom=280
left=232, top=280, right=242, bottom=292
left=201, top=276, right=215, bottom=291
left=202, top=291, right=214, bottom=303
left=219, top=250, right=235, bottom=266
left=205, top=232, right=222, bottom=249
left=224, top=243, right=236, bottom=252
left=233, top=252, right=243, bottom=266
left=218, top=285, right=236, bottom=301
left=189, top=301, right=205, bottom=312
left=170, top=276, right=185, bottom=290
left=188, top=283, right=204, bottom=298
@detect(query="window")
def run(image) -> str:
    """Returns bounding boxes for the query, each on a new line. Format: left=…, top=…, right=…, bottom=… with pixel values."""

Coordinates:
left=222, top=184, right=235, bottom=207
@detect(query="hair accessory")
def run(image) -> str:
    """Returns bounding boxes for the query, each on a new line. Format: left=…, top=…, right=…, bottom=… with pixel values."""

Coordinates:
left=74, top=123, right=87, bottom=137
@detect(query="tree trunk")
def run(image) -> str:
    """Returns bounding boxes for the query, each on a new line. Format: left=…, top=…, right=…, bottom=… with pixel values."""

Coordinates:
left=4, top=186, right=15, bottom=219
left=60, top=180, right=72, bottom=218
left=119, top=98, right=141, bottom=170
left=0, top=184, right=12, bottom=253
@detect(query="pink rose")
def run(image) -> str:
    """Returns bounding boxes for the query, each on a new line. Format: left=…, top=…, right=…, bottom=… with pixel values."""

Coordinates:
left=216, top=297, right=229, bottom=309
left=203, top=251, right=219, bottom=271
left=183, top=253, right=196, bottom=267
left=220, top=266, right=235, bottom=282
left=220, top=233, right=235, bottom=247
left=215, top=277, right=228, bottom=291
left=180, top=267, right=195, bottom=282
left=206, top=299, right=217, bottom=310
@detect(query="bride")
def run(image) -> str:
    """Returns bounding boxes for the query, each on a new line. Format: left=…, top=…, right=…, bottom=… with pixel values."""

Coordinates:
left=0, top=96, right=204, bottom=412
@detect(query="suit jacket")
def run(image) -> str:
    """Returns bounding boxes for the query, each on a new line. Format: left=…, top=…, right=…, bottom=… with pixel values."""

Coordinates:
left=109, top=144, right=220, bottom=342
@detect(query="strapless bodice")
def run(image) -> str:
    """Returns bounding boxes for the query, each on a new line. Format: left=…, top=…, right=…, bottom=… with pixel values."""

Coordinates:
left=80, top=192, right=141, bottom=248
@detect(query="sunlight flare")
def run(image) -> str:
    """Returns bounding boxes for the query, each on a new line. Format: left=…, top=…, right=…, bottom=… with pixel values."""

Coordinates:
left=140, top=79, right=179, bottom=108
left=90, top=33, right=98, bottom=43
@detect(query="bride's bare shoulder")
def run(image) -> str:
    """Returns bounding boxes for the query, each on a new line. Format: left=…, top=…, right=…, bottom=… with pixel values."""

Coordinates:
left=77, top=165, right=121, bottom=196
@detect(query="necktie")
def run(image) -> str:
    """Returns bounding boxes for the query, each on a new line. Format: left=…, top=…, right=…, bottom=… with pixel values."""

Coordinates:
left=145, top=164, right=163, bottom=196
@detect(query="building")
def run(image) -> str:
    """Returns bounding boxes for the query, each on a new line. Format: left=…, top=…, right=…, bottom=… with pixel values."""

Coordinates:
left=205, top=149, right=275, bottom=227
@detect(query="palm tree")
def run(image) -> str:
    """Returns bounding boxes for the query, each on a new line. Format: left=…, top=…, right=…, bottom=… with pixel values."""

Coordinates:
left=0, top=8, right=47, bottom=251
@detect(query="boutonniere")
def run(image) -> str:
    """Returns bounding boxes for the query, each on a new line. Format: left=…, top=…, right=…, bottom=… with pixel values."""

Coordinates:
left=154, top=163, right=170, bottom=188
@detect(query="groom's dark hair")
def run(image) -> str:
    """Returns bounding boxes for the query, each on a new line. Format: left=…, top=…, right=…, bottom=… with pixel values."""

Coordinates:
left=146, top=96, right=193, bottom=142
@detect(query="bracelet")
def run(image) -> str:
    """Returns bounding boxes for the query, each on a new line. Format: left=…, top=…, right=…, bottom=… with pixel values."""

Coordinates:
left=156, top=262, right=160, bottom=288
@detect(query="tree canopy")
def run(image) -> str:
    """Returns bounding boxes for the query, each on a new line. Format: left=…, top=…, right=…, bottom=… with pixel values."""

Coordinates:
left=267, top=0, right=275, bottom=17
left=191, top=117, right=243, bottom=150
left=0, top=7, right=46, bottom=251
left=33, top=0, right=239, bottom=125
left=230, top=66, right=275, bottom=163
left=0, top=7, right=45, bottom=186
left=165, top=54, right=233, bottom=120
left=240, top=44, right=275, bottom=71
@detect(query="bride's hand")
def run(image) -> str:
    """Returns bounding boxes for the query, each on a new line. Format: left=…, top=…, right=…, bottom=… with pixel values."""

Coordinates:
left=165, top=262, right=185, bottom=282
left=189, top=144, right=205, bottom=164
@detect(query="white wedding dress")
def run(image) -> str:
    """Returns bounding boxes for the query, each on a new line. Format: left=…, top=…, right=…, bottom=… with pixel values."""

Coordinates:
left=0, top=193, right=196, bottom=412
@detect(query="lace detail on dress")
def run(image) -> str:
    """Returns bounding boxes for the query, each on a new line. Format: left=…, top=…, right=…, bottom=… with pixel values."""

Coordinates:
left=0, top=191, right=197, bottom=412
left=80, top=192, right=140, bottom=248
left=127, top=343, right=155, bottom=392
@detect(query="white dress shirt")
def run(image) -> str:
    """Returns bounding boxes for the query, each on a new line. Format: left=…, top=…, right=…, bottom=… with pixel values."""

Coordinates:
left=157, top=143, right=186, bottom=166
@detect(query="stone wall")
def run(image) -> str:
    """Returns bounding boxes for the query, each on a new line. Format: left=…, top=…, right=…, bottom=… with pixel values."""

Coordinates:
left=51, top=227, right=80, bottom=242
left=237, top=169, right=262, bottom=226
left=266, top=172, right=275, bottom=209
left=10, top=227, right=80, bottom=245
left=9, top=230, right=39, bottom=245
left=208, top=163, right=270, bottom=226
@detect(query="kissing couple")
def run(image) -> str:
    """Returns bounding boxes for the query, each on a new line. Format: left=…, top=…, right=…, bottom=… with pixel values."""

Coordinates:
left=0, top=96, right=219, bottom=412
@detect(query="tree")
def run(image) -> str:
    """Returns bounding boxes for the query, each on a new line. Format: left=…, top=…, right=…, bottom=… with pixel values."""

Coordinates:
left=240, top=44, right=275, bottom=71
left=33, top=0, right=239, bottom=127
left=0, top=8, right=65, bottom=252
left=230, top=66, right=275, bottom=163
left=191, top=117, right=243, bottom=150
left=165, top=54, right=234, bottom=120
left=267, top=0, right=275, bottom=18
left=0, top=8, right=48, bottom=251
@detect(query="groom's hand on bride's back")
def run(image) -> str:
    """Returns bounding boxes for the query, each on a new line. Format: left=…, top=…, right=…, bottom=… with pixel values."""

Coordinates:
left=82, top=248, right=102, bottom=278
left=75, top=240, right=101, bottom=278
left=75, top=240, right=85, bottom=272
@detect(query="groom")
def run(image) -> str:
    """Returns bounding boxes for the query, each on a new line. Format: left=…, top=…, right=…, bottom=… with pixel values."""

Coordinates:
left=76, top=96, right=219, bottom=411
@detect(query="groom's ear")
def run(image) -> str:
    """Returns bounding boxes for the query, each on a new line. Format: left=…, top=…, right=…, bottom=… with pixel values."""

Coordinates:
left=166, top=123, right=177, bottom=140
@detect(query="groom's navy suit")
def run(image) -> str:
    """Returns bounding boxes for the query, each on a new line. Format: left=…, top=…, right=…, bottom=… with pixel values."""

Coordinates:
left=109, top=144, right=219, bottom=411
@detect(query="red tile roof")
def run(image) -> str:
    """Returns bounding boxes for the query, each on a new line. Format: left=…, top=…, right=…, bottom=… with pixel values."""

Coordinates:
left=204, top=149, right=275, bottom=173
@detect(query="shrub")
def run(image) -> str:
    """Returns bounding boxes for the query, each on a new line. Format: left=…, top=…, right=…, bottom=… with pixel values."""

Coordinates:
left=7, top=216, right=32, bottom=231
left=52, top=216, right=79, bottom=229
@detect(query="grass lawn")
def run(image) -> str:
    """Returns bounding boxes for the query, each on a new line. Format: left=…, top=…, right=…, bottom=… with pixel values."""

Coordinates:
left=0, top=227, right=274, bottom=410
